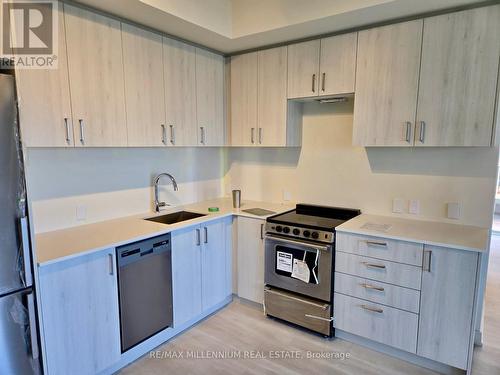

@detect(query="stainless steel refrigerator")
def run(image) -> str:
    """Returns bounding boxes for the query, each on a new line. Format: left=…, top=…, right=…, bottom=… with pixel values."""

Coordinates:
left=0, top=73, right=41, bottom=374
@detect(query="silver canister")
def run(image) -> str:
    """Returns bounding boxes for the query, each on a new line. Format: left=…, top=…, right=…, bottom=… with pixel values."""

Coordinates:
left=232, top=190, right=241, bottom=208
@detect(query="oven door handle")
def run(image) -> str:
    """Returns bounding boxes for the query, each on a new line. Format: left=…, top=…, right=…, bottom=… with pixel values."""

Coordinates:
left=265, top=234, right=330, bottom=252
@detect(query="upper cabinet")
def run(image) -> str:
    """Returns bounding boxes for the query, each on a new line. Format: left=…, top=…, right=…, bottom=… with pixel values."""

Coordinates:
left=64, top=4, right=128, bottom=147
left=16, top=6, right=74, bottom=147
left=163, top=37, right=198, bottom=146
left=122, top=24, right=166, bottom=147
left=415, top=6, right=500, bottom=147
left=287, top=33, right=357, bottom=99
left=352, top=20, right=423, bottom=147
left=195, top=48, right=225, bottom=146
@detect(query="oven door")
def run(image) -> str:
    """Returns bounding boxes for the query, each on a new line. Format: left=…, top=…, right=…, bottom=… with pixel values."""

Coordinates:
left=264, top=234, right=333, bottom=302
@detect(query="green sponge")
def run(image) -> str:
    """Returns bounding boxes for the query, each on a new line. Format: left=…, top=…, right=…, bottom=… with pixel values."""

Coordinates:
left=208, top=207, right=219, bottom=212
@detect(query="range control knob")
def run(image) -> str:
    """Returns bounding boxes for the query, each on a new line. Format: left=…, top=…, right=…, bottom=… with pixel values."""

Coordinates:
left=282, top=227, right=290, bottom=234
left=293, top=228, right=300, bottom=236
left=275, top=225, right=283, bottom=233
left=311, top=232, right=319, bottom=240
left=303, top=230, right=311, bottom=238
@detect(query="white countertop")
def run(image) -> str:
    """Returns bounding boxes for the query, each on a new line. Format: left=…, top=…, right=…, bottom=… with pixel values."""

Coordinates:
left=336, top=214, right=489, bottom=253
left=35, top=198, right=293, bottom=266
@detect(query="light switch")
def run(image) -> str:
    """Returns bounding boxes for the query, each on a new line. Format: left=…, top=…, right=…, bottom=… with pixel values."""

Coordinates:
left=447, top=202, right=461, bottom=220
left=76, top=205, right=87, bottom=221
left=392, top=198, right=404, bottom=213
left=409, top=200, right=420, bottom=215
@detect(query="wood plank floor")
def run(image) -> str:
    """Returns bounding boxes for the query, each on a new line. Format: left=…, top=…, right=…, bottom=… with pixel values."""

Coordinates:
left=120, top=237, right=500, bottom=375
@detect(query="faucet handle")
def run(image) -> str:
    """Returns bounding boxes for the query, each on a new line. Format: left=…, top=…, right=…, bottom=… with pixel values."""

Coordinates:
left=158, top=202, right=168, bottom=209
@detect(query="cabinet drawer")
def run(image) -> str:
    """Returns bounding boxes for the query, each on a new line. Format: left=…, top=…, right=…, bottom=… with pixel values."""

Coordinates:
left=336, top=233, right=423, bottom=266
left=335, top=252, right=422, bottom=290
left=334, top=273, right=420, bottom=313
left=334, top=293, right=418, bottom=353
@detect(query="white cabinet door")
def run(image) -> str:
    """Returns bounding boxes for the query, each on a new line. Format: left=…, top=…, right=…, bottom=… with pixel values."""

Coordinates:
left=38, top=249, right=120, bottom=375
left=64, top=4, right=127, bottom=147
left=417, top=246, right=478, bottom=370
left=230, top=52, right=258, bottom=146
left=319, top=33, right=357, bottom=96
left=171, top=225, right=202, bottom=326
left=196, top=48, right=225, bottom=146
left=163, top=37, right=197, bottom=146
left=122, top=23, right=166, bottom=147
left=201, top=219, right=230, bottom=310
left=287, top=40, right=320, bottom=99
left=415, top=6, right=500, bottom=147
left=257, top=46, right=288, bottom=146
left=237, top=217, right=265, bottom=304
left=16, top=6, right=74, bottom=147
left=353, top=20, right=422, bottom=146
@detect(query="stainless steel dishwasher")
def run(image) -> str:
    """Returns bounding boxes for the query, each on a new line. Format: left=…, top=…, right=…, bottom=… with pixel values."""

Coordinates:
left=117, top=233, right=173, bottom=352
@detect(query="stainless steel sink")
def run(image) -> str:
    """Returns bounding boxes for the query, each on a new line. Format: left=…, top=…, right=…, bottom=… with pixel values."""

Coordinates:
left=145, top=211, right=206, bottom=225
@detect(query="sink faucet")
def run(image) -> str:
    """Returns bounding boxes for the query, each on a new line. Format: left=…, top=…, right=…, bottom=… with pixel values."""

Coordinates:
left=153, top=173, right=178, bottom=212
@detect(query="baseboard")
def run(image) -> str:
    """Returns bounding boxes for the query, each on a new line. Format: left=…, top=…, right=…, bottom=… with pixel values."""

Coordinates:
left=335, top=330, right=464, bottom=375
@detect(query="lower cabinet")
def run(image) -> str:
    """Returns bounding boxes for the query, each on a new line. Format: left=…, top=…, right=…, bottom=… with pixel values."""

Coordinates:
left=38, top=248, right=121, bottom=375
left=236, top=216, right=265, bottom=304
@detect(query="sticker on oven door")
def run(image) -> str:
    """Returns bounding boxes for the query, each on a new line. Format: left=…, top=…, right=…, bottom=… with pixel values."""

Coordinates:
left=276, top=252, right=293, bottom=272
left=291, top=259, right=310, bottom=283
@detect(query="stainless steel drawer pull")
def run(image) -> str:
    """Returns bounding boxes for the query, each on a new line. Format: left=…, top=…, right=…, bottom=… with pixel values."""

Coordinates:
left=365, top=241, right=387, bottom=248
left=321, top=72, right=326, bottom=92
left=360, top=283, right=385, bottom=292
left=312, top=74, right=316, bottom=92
left=362, top=262, right=386, bottom=269
left=78, top=119, right=85, bottom=144
left=64, top=118, right=71, bottom=143
left=204, top=226, right=208, bottom=244
left=170, top=125, right=175, bottom=145
left=405, top=121, right=412, bottom=143
left=260, top=223, right=264, bottom=240
left=258, top=127, right=262, bottom=144
left=419, top=121, right=426, bottom=143
left=196, top=228, right=201, bottom=246
left=361, top=305, right=383, bottom=314
left=161, top=124, right=166, bottom=144
left=108, top=253, right=114, bottom=275
left=200, top=126, right=205, bottom=145
left=423, top=250, right=432, bottom=272
left=251, top=128, right=255, bottom=144
left=305, top=314, right=333, bottom=322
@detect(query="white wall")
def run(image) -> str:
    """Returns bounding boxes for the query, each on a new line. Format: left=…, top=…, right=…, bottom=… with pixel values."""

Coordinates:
left=26, top=147, right=224, bottom=233
left=225, top=100, right=498, bottom=228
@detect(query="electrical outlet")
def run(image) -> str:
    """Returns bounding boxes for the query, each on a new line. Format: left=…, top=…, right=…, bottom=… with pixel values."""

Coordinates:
left=283, top=190, right=292, bottom=202
left=392, top=198, right=404, bottom=213
left=76, top=205, right=87, bottom=221
left=409, top=200, right=420, bottom=215
left=447, top=202, right=461, bottom=220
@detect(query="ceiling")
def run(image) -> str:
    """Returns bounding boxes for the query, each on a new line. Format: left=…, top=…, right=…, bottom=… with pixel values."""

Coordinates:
left=72, top=0, right=487, bottom=53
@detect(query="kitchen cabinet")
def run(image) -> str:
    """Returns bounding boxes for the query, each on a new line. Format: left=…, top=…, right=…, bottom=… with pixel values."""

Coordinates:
left=38, top=248, right=120, bottom=375
left=230, top=52, right=258, bottom=146
left=352, top=20, right=423, bottom=146
left=195, top=48, right=225, bottom=146
left=163, top=37, right=198, bottom=146
left=415, top=6, right=500, bottom=147
left=64, top=4, right=128, bottom=147
left=236, top=216, right=265, bottom=304
left=122, top=23, right=166, bottom=147
left=287, top=34, right=357, bottom=99
left=16, top=6, right=74, bottom=147
left=417, top=245, right=478, bottom=370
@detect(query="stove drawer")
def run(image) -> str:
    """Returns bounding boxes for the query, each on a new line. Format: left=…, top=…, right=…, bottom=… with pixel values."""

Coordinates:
left=334, top=273, right=420, bottom=313
left=334, top=293, right=418, bottom=353
left=335, top=252, right=422, bottom=290
left=336, top=233, right=423, bottom=266
left=264, top=287, right=332, bottom=336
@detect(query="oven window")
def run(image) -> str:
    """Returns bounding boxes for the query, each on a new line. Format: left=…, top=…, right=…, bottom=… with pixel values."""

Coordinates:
left=275, top=245, right=318, bottom=284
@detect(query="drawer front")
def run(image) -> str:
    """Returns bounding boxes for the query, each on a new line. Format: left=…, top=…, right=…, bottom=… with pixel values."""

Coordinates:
left=264, top=288, right=332, bottom=336
left=334, top=272, right=420, bottom=313
left=335, top=252, right=422, bottom=290
left=334, top=293, right=418, bottom=353
left=336, top=233, right=423, bottom=266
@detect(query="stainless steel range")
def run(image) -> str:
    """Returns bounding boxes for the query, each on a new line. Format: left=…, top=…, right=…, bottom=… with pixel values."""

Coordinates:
left=264, top=204, right=360, bottom=336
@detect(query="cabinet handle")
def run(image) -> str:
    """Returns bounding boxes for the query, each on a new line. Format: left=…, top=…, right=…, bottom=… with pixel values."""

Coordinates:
left=361, top=304, right=383, bottom=314
left=260, top=223, right=264, bottom=240
left=405, top=121, right=412, bottom=143
left=312, top=74, right=316, bottom=92
left=258, top=128, right=263, bottom=144
left=64, top=118, right=71, bottom=144
left=321, top=72, right=326, bottom=92
left=365, top=240, right=387, bottom=248
left=161, top=124, right=166, bottom=144
left=419, top=121, right=426, bottom=143
left=305, top=314, right=333, bottom=322
left=360, top=283, right=385, bottom=292
left=423, top=250, right=432, bottom=272
left=251, top=128, right=255, bottom=144
left=362, top=262, right=386, bottom=269
left=204, top=227, right=208, bottom=244
left=78, top=119, right=85, bottom=144
left=196, top=228, right=201, bottom=246
left=170, top=125, right=175, bottom=145
left=108, top=253, right=114, bottom=275
left=200, top=126, right=205, bottom=145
